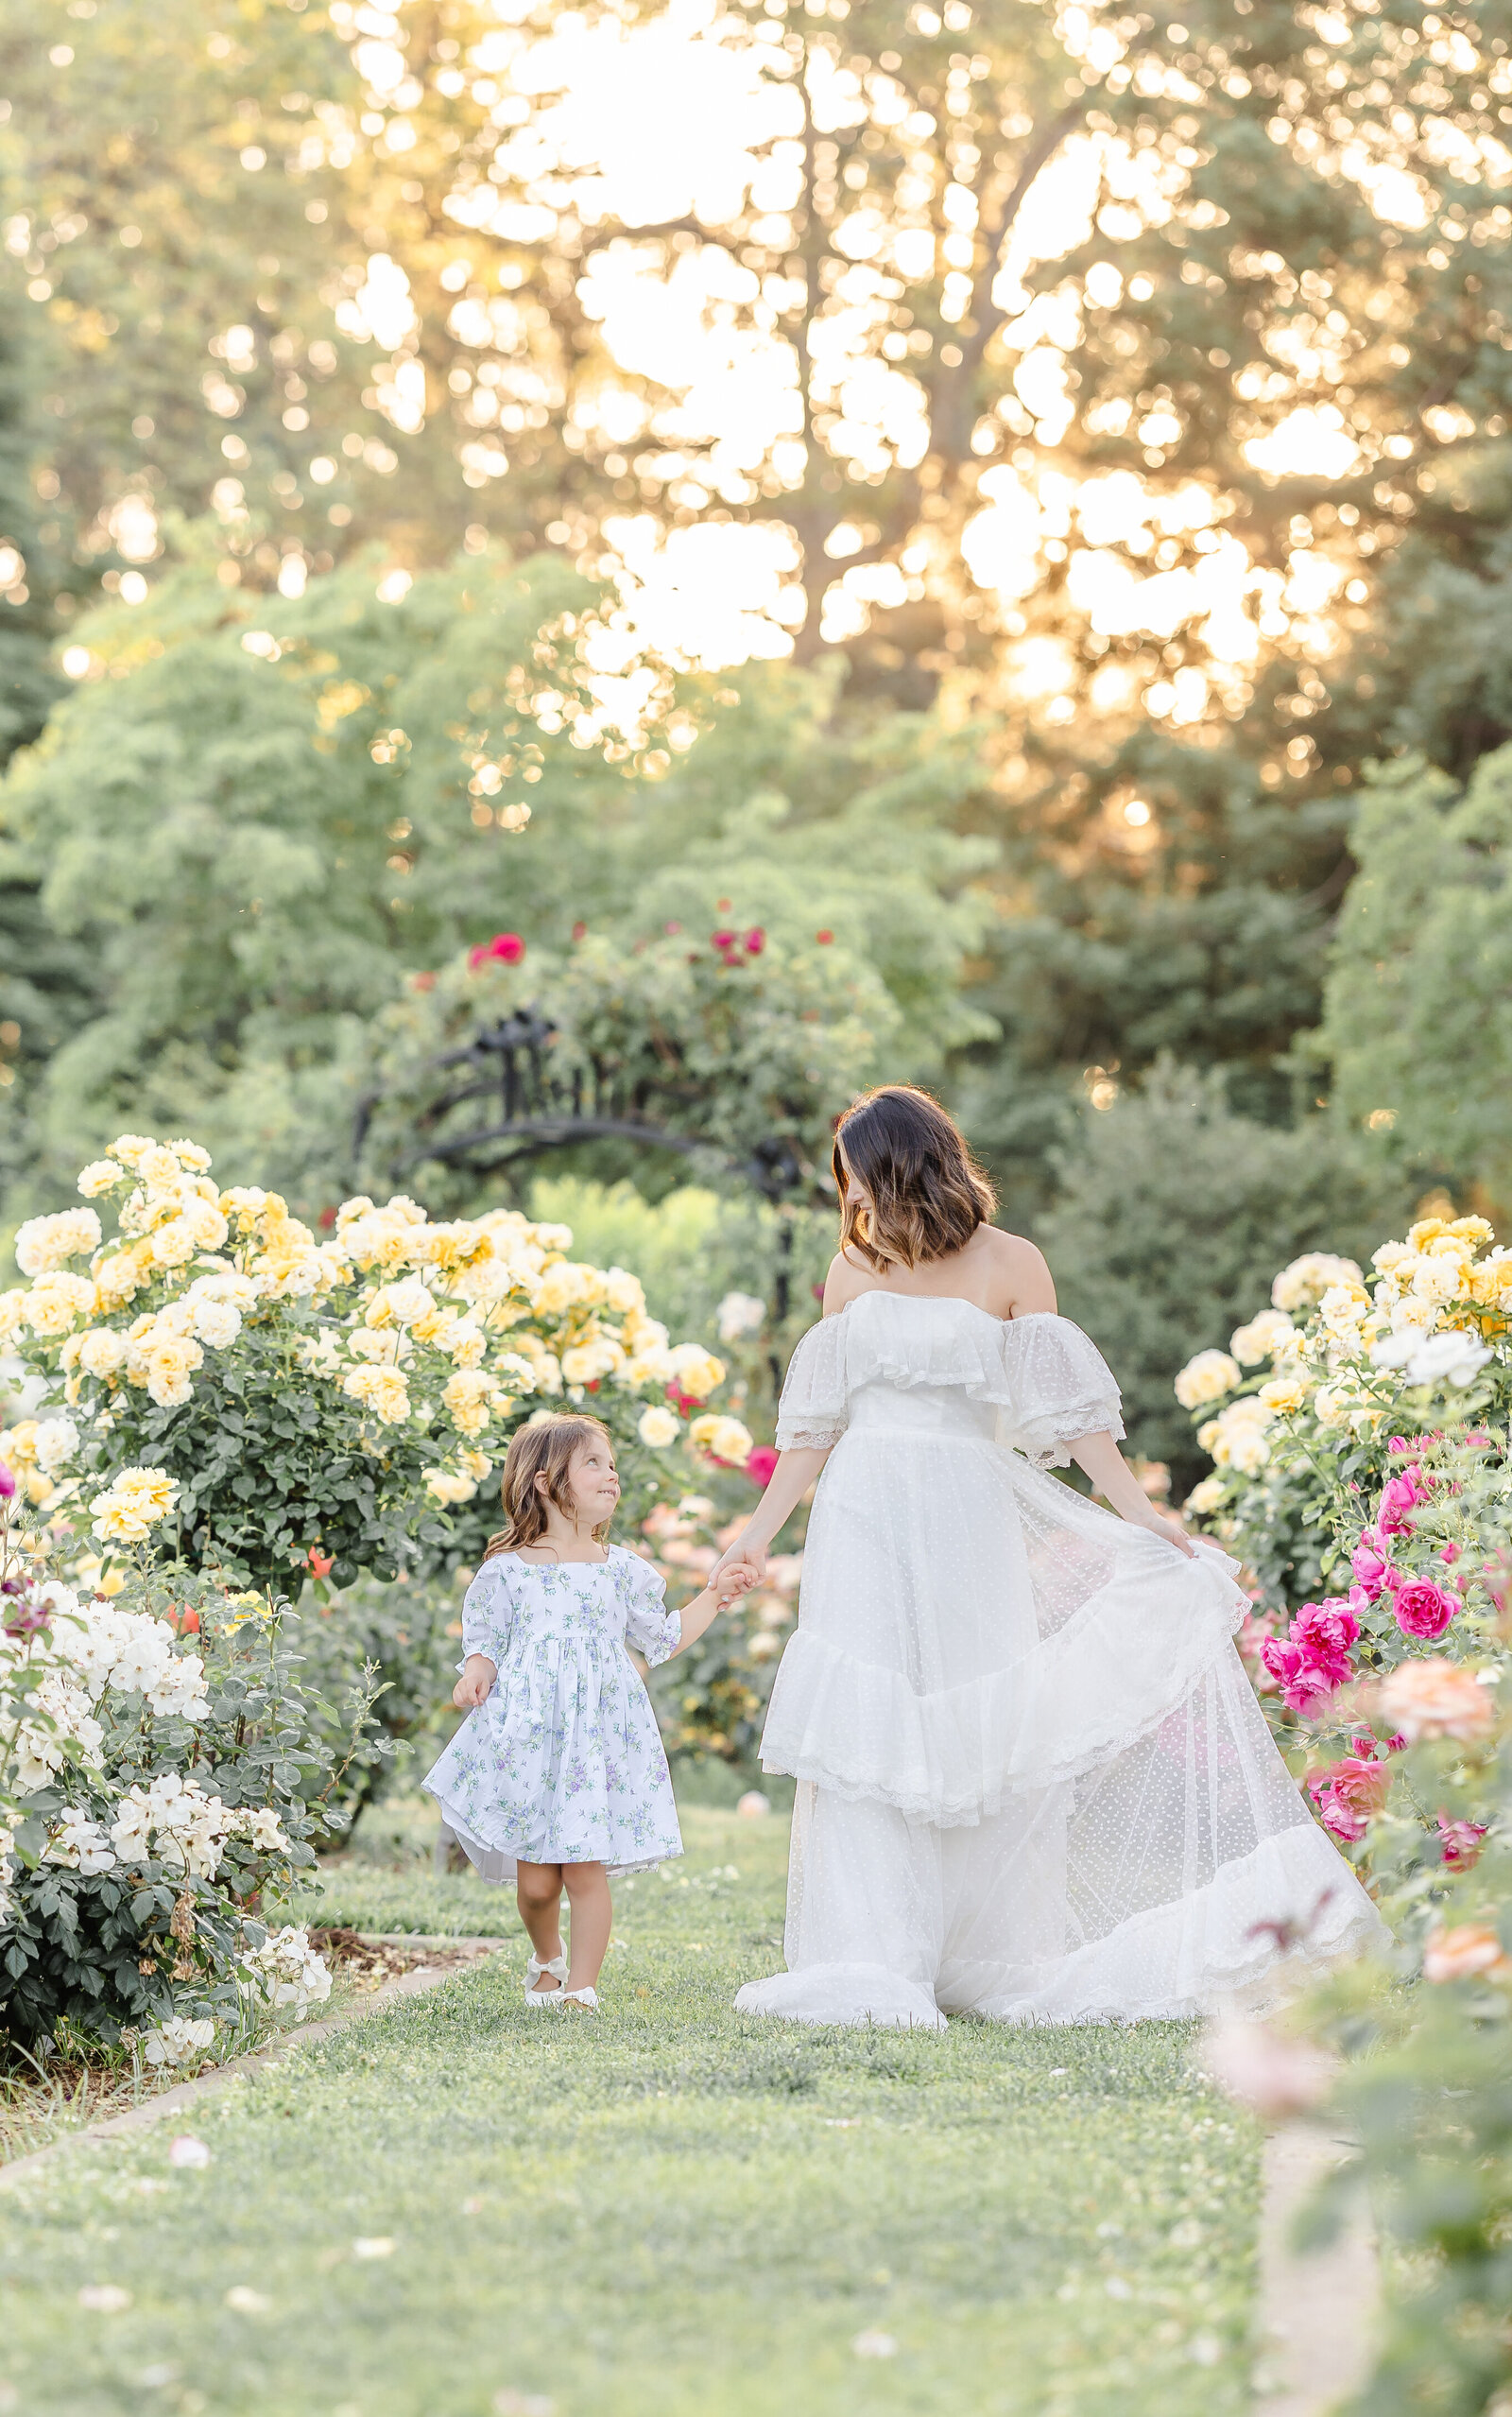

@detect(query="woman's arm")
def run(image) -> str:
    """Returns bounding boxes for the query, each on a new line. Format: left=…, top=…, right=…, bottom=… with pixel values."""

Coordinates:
left=710, top=1445, right=833, bottom=1586
left=1067, top=1431, right=1194, bottom=1558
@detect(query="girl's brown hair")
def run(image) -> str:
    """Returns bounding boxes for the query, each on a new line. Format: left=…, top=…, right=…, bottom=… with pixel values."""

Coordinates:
left=833, top=1085, right=996, bottom=1270
left=484, top=1414, right=616, bottom=1560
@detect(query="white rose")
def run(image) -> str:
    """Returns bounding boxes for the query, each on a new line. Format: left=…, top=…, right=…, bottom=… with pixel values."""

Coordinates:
left=638, top=1406, right=680, bottom=1448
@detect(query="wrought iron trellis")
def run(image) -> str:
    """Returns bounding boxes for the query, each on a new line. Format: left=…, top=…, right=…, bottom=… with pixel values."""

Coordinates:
left=352, top=1004, right=812, bottom=1321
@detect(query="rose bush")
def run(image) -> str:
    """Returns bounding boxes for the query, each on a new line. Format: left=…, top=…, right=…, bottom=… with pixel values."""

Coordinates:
left=0, top=1132, right=732, bottom=1588
left=0, top=1486, right=387, bottom=2049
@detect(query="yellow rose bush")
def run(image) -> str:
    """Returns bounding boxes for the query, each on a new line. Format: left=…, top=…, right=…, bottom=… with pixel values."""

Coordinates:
left=2, top=1133, right=729, bottom=1587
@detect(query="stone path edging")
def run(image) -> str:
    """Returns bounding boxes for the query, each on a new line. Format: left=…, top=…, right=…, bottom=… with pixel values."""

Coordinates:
left=0, top=1935, right=509, bottom=2192
left=1255, top=2121, right=1377, bottom=2414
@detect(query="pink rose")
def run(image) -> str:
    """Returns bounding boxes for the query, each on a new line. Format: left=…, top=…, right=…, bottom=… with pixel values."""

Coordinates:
left=1437, top=1815, right=1488, bottom=1871
left=0, top=1459, right=13, bottom=1500
left=1262, top=1638, right=1344, bottom=1717
left=468, top=931, right=524, bottom=969
left=1318, top=1796, right=1368, bottom=1843
left=746, top=1446, right=779, bottom=1491
left=1377, top=1470, right=1426, bottom=1536
left=711, top=928, right=736, bottom=950
left=1292, top=1597, right=1359, bottom=1682
left=1393, top=1578, right=1458, bottom=1641
left=1349, top=1528, right=1396, bottom=1600
left=744, top=927, right=765, bottom=955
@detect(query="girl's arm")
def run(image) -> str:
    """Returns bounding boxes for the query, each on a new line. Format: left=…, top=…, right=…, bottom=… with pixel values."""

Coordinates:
left=709, top=1444, right=832, bottom=1587
left=454, top=1653, right=497, bottom=1709
left=1067, top=1431, right=1194, bottom=1558
left=660, top=1565, right=757, bottom=1660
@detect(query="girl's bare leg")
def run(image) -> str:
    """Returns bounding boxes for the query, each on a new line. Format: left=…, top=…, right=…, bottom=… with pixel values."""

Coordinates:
left=515, top=1859, right=565, bottom=1990
left=561, top=1861, right=612, bottom=1992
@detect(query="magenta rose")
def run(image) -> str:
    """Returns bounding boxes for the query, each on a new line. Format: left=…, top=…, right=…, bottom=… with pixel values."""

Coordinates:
left=746, top=1446, right=779, bottom=1490
left=1262, top=1638, right=1344, bottom=1717
left=1393, top=1578, right=1458, bottom=1641
left=0, top=1458, right=13, bottom=1500
left=1291, top=1597, right=1359, bottom=1683
left=1377, top=1469, right=1427, bottom=1535
left=1349, top=1528, right=1397, bottom=1599
left=468, top=931, right=525, bottom=970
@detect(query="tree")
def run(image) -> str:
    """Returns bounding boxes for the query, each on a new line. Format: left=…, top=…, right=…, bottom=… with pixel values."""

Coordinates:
left=1318, top=740, right=1512, bottom=1220
left=0, top=541, right=993, bottom=1228
left=1036, top=1060, right=1414, bottom=1485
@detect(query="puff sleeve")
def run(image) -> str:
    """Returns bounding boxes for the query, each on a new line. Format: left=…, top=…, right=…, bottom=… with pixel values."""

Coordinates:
left=616, top=1549, right=682, bottom=1667
left=460, top=1559, right=515, bottom=1667
left=1000, top=1315, right=1125, bottom=1470
left=774, top=1318, right=849, bottom=1451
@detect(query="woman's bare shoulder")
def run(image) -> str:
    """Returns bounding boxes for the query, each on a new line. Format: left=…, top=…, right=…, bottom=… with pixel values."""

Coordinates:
left=977, top=1226, right=1057, bottom=1316
left=821, top=1249, right=871, bottom=1314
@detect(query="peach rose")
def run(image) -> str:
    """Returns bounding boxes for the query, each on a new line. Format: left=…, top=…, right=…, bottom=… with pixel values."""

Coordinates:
left=1423, top=1924, right=1512, bottom=1984
left=1378, top=1658, right=1495, bottom=1744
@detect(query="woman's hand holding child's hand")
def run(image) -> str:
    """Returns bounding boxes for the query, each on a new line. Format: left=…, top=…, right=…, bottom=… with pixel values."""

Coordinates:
left=713, top=1563, right=758, bottom=1608
left=453, top=1654, right=497, bottom=1710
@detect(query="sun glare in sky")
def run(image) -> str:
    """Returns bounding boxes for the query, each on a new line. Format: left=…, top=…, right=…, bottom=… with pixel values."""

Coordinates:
left=384, top=0, right=1445, bottom=707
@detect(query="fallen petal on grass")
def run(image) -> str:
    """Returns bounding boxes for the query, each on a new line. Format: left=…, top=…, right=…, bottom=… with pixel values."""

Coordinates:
left=225, top=2286, right=272, bottom=2314
left=77, top=2285, right=132, bottom=2313
left=168, top=2135, right=211, bottom=2169
left=352, top=2236, right=397, bottom=2260
left=852, top=2330, right=898, bottom=2358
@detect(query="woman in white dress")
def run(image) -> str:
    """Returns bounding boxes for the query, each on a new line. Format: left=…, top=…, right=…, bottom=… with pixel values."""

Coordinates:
left=714, top=1086, right=1386, bottom=2029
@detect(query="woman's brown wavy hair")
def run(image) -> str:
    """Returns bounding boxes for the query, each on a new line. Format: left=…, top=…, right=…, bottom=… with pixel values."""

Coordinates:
left=833, top=1086, right=997, bottom=1270
left=483, top=1414, right=616, bottom=1560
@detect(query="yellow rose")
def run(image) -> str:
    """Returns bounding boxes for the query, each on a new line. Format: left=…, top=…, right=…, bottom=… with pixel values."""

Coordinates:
left=0, top=1288, right=28, bottom=1342
left=638, top=1406, right=680, bottom=1449
left=560, top=1338, right=625, bottom=1386
left=90, top=1463, right=180, bottom=1545
left=689, top=1413, right=755, bottom=1468
left=77, top=1159, right=126, bottom=1199
left=1257, top=1373, right=1307, bottom=1416
left=423, top=1468, right=478, bottom=1505
left=24, top=1273, right=96, bottom=1338
left=79, top=1328, right=129, bottom=1381
left=15, top=1207, right=102, bottom=1278
left=150, top=1217, right=199, bottom=1269
left=664, top=1344, right=725, bottom=1403
left=341, top=1365, right=412, bottom=1424
left=442, top=1369, right=496, bottom=1438
left=1174, top=1350, right=1242, bottom=1409
left=146, top=1337, right=203, bottom=1409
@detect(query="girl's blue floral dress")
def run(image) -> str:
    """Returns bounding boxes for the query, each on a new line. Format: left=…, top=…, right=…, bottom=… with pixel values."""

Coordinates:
left=422, top=1545, right=683, bottom=1877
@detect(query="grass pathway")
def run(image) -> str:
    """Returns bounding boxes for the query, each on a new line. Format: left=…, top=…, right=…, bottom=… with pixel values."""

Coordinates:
left=0, top=1804, right=1263, bottom=2417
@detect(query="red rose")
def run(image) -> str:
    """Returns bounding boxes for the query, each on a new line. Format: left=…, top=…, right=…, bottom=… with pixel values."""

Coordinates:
left=816, top=928, right=833, bottom=944
left=711, top=928, right=736, bottom=950
left=572, top=921, right=587, bottom=941
left=744, top=927, right=765, bottom=955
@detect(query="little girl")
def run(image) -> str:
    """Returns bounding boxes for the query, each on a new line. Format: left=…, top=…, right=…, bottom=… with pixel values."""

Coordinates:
left=422, top=1413, right=750, bottom=2010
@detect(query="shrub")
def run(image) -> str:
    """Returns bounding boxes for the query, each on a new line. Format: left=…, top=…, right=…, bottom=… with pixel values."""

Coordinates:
left=0, top=1131, right=730, bottom=1588
left=1037, top=1061, right=1412, bottom=1485
left=0, top=1518, right=377, bottom=2050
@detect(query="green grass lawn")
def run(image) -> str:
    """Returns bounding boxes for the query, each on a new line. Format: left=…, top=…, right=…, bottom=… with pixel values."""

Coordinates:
left=0, top=1798, right=1263, bottom=2417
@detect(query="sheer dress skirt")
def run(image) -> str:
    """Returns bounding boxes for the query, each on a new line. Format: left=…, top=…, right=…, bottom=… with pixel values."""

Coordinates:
left=734, top=1307, right=1386, bottom=2029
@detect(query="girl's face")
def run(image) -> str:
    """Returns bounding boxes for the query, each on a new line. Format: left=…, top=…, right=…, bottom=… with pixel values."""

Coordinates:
left=562, top=1433, right=620, bottom=1526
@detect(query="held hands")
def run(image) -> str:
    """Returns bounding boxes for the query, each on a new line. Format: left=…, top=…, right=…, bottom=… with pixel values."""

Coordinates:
left=711, top=1542, right=766, bottom=1596
left=453, top=1653, right=497, bottom=1710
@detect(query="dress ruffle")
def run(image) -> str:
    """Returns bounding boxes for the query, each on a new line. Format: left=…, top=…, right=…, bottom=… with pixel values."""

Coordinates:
left=758, top=1532, right=1245, bottom=1822
left=774, top=1297, right=1125, bottom=1467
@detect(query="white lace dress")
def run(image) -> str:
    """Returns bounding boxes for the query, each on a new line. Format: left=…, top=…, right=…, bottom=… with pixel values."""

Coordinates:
left=733, top=1294, right=1387, bottom=2029
left=423, top=1545, right=683, bottom=1878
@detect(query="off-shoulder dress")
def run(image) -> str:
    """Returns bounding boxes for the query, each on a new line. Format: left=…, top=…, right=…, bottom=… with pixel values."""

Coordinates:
left=733, top=1294, right=1386, bottom=2029
left=423, top=1545, right=683, bottom=1878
